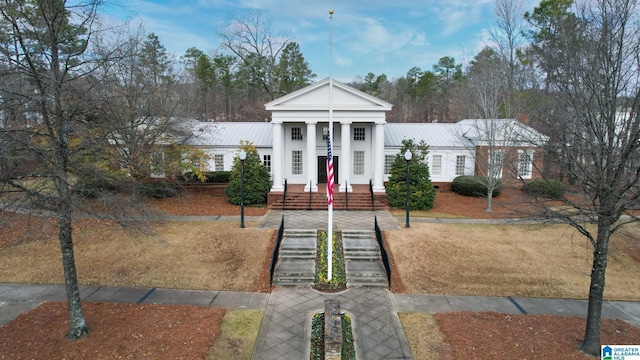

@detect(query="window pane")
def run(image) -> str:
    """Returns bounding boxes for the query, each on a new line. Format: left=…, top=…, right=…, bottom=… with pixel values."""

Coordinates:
left=518, top=151, right=532, bottom=178
left=353, top=127, right=365, bottom=141
left=354, top=150, right=365, bottom=175
left=292, top=150, right=303, bottom=175
left=456, top=155, right=466, bottom=176
left=263, top=154, right=271, bottom=173
left=432, top=155, right=442, bottom=175
left=214, top=154, right=224, bottom=172
left=384, top=155, right=394, bottom=175
left=292, top=127, right=303, bottom=141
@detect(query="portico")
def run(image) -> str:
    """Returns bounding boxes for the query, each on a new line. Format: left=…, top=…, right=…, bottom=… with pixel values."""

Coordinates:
left=265, top=78, right=392, bottom=195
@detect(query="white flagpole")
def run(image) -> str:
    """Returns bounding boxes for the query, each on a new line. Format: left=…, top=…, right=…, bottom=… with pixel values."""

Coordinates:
left=327, top=9, right=334, bottom=281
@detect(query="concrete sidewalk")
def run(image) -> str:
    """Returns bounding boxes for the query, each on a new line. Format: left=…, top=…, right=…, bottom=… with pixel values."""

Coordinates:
left=1, top=283, right=639, bottom=359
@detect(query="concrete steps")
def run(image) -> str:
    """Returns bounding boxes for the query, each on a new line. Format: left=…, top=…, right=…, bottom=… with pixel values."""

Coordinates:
left=273, top=229, right=389, bottom=289
left=272, top=229, right=317, bottom=288
left=342, top=230, right=389, bottom=289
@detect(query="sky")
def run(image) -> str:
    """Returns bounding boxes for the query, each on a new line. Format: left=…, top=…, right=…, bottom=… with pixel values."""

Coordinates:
left=106, top=0, right=539, bottom=83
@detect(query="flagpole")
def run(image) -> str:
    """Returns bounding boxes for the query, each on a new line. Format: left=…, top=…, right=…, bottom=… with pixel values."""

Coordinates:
left=327, top=9, right=334, bottom=281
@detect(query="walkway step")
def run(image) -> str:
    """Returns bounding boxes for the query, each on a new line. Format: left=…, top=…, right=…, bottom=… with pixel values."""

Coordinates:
left=342, top=230, right=389, bottom=289
left=273, top=229, right=317, bottom=288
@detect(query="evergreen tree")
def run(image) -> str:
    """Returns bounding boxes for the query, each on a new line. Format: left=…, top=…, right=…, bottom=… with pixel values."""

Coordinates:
left=225, top=142, right=271, bottom=205
left=385, top=139, right=435, bottom=210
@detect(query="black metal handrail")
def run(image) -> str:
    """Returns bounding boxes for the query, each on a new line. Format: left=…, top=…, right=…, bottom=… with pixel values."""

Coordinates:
left=369, top=179, right=375, bottom=211
left=282, top=179, right=288, bottom=211
left=344, top=180, right=349, bottom=211
left=269, top=215, right=285, bottom=287
left=374, top=216, right=391, bottom=288
left=308, top=180, right=312, bottom=210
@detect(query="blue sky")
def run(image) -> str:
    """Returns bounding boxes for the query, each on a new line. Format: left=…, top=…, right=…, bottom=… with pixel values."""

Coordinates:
left=108, top=0, right=538, bottom=82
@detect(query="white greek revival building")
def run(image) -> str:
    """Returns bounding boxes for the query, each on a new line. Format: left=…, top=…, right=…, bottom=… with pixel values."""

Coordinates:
left=184, top=78, right=546, bottom=198
left=265, top=77, right=391, bottom=194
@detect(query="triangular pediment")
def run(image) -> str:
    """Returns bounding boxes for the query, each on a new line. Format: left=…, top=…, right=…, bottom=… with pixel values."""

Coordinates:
left=265, top=78, right=392, bottom=111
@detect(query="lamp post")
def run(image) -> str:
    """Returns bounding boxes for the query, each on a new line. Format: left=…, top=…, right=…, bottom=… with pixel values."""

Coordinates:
left=239, top=149, right=247, bottom=229
left=404, top=150, right=412, bottom=228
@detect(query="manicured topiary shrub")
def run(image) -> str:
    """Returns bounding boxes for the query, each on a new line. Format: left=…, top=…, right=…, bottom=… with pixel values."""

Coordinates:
left=522, top=178, right=566, bottom=199
left=452, top=176, right=502, bottom=197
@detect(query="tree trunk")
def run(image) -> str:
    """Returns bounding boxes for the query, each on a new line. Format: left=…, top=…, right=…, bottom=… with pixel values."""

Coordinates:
left=579, top=222, right=610, bottom=356
left=486, top=189, right=494, bottom=212
left=58, top=196, right=90, bottom=340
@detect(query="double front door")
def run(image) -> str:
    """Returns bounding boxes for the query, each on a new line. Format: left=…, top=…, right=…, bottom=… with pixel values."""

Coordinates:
left=317, top=156, right=339, bottom=185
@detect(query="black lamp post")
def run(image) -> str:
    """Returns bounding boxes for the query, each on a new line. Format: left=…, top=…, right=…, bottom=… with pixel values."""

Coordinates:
left=239, top=149, right=247, bottom=228
left=404, top=150, right=412, bottom=228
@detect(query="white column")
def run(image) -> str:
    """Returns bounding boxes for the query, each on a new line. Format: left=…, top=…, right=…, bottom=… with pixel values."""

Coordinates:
left=271, top=121, right=284, bottom=192
left=373, top=122, right=385, bottom=192
left=304, top=120, right=318, bottom=192
left=340, top=121, right=353, bottom=192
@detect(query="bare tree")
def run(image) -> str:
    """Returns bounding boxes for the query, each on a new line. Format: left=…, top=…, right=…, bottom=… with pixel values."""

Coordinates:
left=219, top=9, right=289, bottom=101
left=0, top=0, right=105, bottom=340
left=525, top=0, right=640, bottom=355
left=490, top=0, right=526, bottom=96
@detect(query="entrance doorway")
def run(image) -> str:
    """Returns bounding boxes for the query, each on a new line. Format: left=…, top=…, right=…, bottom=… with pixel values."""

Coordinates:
left=318, top=156, right=339, bottom=184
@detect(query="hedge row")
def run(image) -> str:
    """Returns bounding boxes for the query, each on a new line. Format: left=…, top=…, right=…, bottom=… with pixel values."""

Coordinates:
left=452, top=176, right=502, bottom=197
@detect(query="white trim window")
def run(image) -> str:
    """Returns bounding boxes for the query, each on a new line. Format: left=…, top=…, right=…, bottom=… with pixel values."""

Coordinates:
left=489, top=149, right=504, bottom=179
left=431, top=155, right=442, bottom=176
left=353, top=127, right=365, bottom=141
left=291, top=127, right=303, bottom=141
left=455, top=155, right=466, bottom=176
left=384, top=155, right=394, bottom=175
left=214, top=154, right=224, bottom=171
left=263, top=154, right=271, bottom=173
left=292, top=150, right=303, bottom=175
left=518, top=150, right=533, bottom=179
left=353, top=150, right=365, bottom=175
left=150, top=149, right=165, bottom=178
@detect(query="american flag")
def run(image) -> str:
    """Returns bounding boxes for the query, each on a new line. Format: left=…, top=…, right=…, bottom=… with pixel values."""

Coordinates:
left=326, top=134, right=334, bottom=206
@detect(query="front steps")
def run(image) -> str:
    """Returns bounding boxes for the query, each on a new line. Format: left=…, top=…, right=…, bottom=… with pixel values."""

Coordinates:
left=268, top=192, right=388, bottom=210
left=272, top=230, right=317, bottom=287
left=273, top=229, right=388, bottom=289
left=342, top=230, right=389, bottom=288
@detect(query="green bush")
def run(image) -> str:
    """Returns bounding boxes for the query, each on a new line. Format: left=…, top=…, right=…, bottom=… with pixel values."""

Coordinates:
left=181, top=171, right=230, bottom=183
left=225, top=145, right=271, bottom=205
left=139, top=181, right=178, bottom=198
left=452, top=176, right=502, bottom=197
left=522, top=178, right=566, bottom=199
left=72, top=178, right=117, bottom=198
left=385, top=139, right=436, bottom=210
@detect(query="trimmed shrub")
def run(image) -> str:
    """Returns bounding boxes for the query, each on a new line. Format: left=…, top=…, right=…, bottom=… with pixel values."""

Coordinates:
left=385, top=139, right=436, bottom=210
left=452, top=176, right=502, bottom=197
left=72, top=178, right=118, bottom=198
left=181, top=171, right=231, bottom=183
left=522, top=178, right=566, bottom=199
left=139, top=181, right=178, bottom=198
left=225, top=144, right=271, bottom=205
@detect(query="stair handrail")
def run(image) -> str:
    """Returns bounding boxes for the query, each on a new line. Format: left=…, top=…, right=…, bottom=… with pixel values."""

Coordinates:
left=269, top=215, right=286, bottom=287
left=374, top=216, right=392, bottom=288
left=308, top=180, right=312, bottom=210
left=345, top=180, right=349, bottom=211
left=282, top=179, right=288, bottom=211
left=369, top=179, right=375, bottom=211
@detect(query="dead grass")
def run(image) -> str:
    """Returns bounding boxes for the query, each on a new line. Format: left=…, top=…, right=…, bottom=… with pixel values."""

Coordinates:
left=0, top=221, right=272, bottom=291
left=398, top=313, right=445, bottom=360
left=206, top=310, right=264, bottom=360
left=387, top=222, right=640, bottom=300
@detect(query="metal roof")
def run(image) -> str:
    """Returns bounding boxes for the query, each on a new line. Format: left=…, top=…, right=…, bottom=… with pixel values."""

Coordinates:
left=184, top=121, right=273, bottom=147
left=385, top=123, right=470, bottom=148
